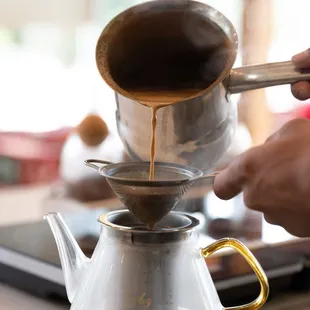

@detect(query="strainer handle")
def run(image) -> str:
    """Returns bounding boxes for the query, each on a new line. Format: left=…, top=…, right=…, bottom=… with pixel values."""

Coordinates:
left=191, top=171, right=220, bottom=182
left=84, top=159, right=114, bottom=171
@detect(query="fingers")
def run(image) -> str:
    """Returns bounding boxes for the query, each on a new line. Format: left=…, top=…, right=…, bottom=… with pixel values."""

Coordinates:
left=213, top=163, right=244, bottom=200
left=213, top=141, right=286, bottom=201
left=292, top=48, right=310, bottom=68
left=291, top=81, right=310, bottom=101
left=291, top=49, right=310, bottom=100
left=213, top=148, right=258, bottom=200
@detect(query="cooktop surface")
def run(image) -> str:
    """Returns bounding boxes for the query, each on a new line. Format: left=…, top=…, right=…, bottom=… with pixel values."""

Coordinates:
left=0, top=206, right=310, bottom=306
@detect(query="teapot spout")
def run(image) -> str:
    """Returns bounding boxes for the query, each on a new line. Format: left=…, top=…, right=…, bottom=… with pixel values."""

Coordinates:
left=44, top=212, right=90, bottom=303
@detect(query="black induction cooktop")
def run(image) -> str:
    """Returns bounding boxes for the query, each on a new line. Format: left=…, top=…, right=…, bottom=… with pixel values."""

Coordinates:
left=1, top=206, right=310, bottom=307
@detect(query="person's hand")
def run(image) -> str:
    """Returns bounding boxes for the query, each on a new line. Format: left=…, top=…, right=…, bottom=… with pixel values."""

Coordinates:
left=291, top=49, right=310, bottom=100
left=213, top=118, right=310, bottom=237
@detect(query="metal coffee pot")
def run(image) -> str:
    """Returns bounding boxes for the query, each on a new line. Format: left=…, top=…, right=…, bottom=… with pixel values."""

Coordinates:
left=45, top=210, right=269, bottom=310
left=96, top=0, right=310, bottom=171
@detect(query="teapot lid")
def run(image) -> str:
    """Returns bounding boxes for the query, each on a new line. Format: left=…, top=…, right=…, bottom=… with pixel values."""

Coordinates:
left=98, top=210, right=199, bottom=245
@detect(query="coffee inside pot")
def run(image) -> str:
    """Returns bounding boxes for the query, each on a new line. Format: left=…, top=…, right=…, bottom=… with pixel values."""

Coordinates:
left=98, top=0, right=233, bottom=101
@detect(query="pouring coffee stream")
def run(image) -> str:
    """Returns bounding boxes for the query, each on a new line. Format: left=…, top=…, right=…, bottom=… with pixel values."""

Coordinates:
left=132, top=92, right=198, bottom=181
left=149, top=106, right=157, bottom=180
left=84, top=159, right=218, bottom=229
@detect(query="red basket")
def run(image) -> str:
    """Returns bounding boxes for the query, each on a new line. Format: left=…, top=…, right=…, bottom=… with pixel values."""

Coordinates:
left=0, top=128, right=71, bottom=185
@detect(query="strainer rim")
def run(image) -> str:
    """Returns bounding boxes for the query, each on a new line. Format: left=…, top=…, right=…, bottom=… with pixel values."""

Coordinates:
left=98, top=161, right=203, bottom=186
left=98, top=209, right=200, bottom=234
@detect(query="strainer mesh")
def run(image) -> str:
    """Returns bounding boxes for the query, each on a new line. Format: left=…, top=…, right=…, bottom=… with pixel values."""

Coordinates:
left=101, top=162, right=199, bottom=226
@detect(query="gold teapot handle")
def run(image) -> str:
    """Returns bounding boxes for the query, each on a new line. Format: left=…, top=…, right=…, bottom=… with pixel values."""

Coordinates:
left=201, top=238, right=269, bottom=310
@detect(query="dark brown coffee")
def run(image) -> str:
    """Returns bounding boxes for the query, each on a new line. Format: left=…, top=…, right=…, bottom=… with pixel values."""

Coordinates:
left=106, top=7, right=231, bottom=96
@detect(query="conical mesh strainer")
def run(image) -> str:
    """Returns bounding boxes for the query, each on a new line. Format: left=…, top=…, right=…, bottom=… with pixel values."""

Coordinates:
left=85, top=159, right=218, bottom=227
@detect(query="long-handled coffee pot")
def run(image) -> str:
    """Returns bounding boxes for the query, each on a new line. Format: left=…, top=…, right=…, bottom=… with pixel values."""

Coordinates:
left=96, top=0, right=310, bottom=171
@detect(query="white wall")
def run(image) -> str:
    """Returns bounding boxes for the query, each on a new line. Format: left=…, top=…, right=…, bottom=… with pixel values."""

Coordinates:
left=0, top=0, right=90, bottom=27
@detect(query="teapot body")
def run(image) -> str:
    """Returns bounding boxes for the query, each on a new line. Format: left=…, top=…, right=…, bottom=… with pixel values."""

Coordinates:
left=65, top=210, right=268, bottom=310
left=45, top=210, right=268, bottom=310
left=72, top=228, right=221, bottom=310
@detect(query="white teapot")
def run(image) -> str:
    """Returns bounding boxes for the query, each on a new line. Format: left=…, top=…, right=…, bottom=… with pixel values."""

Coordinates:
left=45, top=209, right=269, bottom=310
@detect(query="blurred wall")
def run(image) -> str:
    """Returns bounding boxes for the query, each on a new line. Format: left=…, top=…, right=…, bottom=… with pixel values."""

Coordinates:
left=0, top=0, right=91, bottom=27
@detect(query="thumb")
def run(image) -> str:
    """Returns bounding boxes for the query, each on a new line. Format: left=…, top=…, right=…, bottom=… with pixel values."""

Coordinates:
left=213, top=145, right=265, bottom=200
left=292, top=48, right=310, bottom=68
left=213, top=155, right=248, bottom=200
